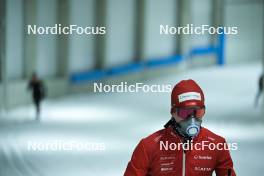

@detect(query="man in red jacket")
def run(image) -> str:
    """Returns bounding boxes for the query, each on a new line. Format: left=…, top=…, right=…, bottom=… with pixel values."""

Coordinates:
left=124, top=79, right=236, bottom=176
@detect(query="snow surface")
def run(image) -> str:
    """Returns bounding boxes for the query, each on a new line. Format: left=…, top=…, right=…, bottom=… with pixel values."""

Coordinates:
left=0, top=62, right=263, bottom=176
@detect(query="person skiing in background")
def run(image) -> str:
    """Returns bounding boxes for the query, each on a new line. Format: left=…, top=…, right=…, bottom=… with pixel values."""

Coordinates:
left=28, top=72, right=46, bottom=120
left=124, top=79, right=236, bottom=176
left=255, top=73, right=263, bottom=108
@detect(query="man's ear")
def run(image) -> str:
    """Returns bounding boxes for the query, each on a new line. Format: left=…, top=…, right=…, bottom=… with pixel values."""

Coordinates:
left=170, top=107, right=175, bottom=114
left=171, top=112, right=177, bottom=119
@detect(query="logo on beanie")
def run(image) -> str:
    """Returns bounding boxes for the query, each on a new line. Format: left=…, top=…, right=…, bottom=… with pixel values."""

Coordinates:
left=178, top=92, right=201, bottom=103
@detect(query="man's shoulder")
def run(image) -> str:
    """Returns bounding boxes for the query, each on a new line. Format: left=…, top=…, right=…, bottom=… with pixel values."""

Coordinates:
left=141, top=128, right=169, bottom=145
left=200, top=127, right=226, bottom=143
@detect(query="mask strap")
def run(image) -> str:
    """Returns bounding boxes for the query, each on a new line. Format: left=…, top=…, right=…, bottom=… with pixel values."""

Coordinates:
left=164, top=117, right=192, bottom=141
left=164, top=118, right=174, bottom=128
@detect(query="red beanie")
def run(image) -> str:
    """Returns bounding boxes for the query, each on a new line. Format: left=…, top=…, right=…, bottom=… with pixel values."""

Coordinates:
left=171, top=79, right=205, bottom=113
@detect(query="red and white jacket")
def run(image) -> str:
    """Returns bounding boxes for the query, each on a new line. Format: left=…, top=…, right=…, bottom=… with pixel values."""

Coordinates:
left=124, top=127, right=236, bottom=176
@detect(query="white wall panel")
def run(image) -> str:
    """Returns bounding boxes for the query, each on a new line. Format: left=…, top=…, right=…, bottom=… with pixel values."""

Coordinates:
left=36, top=0, right=57, bottom=77
left=6, top=0, right=23, bottom=79
left=190, top=0, right=212, bottom=47
left=143, top=0, right=176, bottom=59
left=68, top=0, right=95, bottom=73
left=225, top=2, right=264, bottom=64
left=105, top=0, right=135, bottom=68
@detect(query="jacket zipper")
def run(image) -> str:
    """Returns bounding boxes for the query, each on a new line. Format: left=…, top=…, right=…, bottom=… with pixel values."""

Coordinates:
left=182, top=150, right=186, bottom=176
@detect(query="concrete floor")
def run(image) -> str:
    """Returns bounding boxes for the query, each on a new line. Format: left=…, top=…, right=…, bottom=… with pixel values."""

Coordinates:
left=0, top=62, right=263, bottom=176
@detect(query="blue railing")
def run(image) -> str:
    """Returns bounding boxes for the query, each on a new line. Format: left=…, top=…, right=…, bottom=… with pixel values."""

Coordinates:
left=70, top=33, right=225, bottom=84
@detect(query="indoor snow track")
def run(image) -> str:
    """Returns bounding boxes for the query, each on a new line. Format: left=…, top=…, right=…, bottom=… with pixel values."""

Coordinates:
left=0, top=62, right=263, bottom=176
